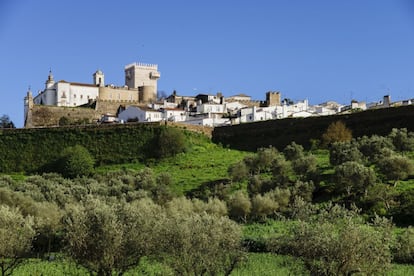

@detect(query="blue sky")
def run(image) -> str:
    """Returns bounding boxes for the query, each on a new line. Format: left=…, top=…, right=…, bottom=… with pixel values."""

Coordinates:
left=1, top=0, right=414, bottom=127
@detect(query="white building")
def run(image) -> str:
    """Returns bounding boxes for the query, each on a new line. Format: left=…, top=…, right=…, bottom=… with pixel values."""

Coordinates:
left=32, top=62, right=161, bottom=108
left=162, top=108, right=187, bottom=122
left=118, top=106, right=163, bottom=122
left=33, top=71, right=99, bottom=107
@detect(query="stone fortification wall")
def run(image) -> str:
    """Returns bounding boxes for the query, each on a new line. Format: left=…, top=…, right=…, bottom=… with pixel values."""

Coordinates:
left=166, top=121, right=213, bottom=137
left=95, top=100, right=141, bottom=115
left=26, top=99, right=145, bottom=128
left=98, top=86, right=139, bottom=102
left=29, top=105, right=100, bottom=127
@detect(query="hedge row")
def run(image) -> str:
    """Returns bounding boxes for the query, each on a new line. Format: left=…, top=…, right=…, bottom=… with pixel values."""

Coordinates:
left=212, top=105, right=414, bottom=151
left=0, top=123, right=162, bottom=173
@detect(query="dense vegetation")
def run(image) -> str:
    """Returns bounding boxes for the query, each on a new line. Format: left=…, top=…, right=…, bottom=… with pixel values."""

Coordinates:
left=0, top=124, right=187, bottom=173
left=213, top=105, right=414, bottom=151
left=0, top=123, right=414, bottom=275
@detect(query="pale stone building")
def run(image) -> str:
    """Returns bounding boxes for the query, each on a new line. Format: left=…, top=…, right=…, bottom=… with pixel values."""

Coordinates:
left=31, top=62, right=160, bottom=108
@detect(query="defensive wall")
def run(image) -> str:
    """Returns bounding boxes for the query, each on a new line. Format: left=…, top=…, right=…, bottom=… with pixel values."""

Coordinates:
left=212, top=105, right=414, bottom=151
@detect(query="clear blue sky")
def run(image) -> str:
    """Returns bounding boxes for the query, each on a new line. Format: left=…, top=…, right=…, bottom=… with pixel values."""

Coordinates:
left=1, top=0, right=414, bottom=127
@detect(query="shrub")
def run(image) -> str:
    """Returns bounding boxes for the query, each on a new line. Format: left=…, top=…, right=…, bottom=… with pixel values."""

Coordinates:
left=388, top=128, right=414, bottom=153
left=377, top=154, right=414, bottom=184
left=56, top=145, right=95, bottom=178
left=227, top=191, right=251, bottom=222
left=322, top=121, right=352, bottom=146
left=284, top=142, right=304, bottom=161
left=0, top=206, right=36, bottom=276
left=329, top=141, right=363, bottom=166
left=159, top=211, right=245, bottom=276
left=228, top=161, right=249, bottom=182
left=356, top=135, right=394, bottom=163
left=334, top=161, right=377, bottom=197
left=272, top=205, right=394, bottom=275
left=394, top=227, right=414, bottom=264
left=155, top=127, right=186, bottom=158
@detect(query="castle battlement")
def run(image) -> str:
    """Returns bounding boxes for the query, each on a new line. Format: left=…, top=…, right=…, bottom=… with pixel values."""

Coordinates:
left=124, top=62, right=158, bottom=70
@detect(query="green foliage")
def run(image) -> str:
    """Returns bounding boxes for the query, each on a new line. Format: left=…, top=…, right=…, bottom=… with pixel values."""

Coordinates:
left=233, top=253, right=309, bottom=276
left=271, top=205, right=395, bottom=275
left=0, top=124, right=189, bottom=173
left=0, top=115, right=14, bottom=129
left=394, top=226, right=414, bottom=264
left=63, top=197, right=163, bottom=276
left=155, top=127, right=187, bottom=158
left=292, top=155, right=317, bottom=180
left=213, top=105, right=414, bottom=151
left=377, top=154, right=414, bottom=183
left=388, top=128, right=414, bottom=153
left=0, top=206, right=35, bottom=276
left=356, top=134, right=394, bottom=163
left=284, top=141, right=304, bottom=161
left=227, top=191, right=251, bottom=222
left=228, top=161, right=249, bottom=182
left=160, top=207, right=244, bottom=276
left=329, top=141, right=363, bottom=166
left=56, top=145, right=95, bottom=178
left=334, top=161, right=377, bottom=197
left=271, top=153, right=292, bottom=186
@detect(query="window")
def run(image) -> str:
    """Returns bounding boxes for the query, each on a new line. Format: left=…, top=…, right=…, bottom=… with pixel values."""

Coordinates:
left=80, top=95, right=83, bottom=99
left=74, top=94, right=76, bottom=98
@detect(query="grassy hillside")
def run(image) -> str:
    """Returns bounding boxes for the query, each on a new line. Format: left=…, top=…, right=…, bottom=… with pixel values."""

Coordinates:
left=1, top=125, right=414, bottom=275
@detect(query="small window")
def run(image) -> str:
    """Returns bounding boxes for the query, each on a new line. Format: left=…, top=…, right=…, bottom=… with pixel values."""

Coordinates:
left=80, top=95, right=83, bottom=99
left=74, top=94, right=76, bottom=98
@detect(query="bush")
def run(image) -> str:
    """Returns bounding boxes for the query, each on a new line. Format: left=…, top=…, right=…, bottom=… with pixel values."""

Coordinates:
left=227, top=191, right=251, bottom=222
left=284, top=142, right=304, bottom=161
left=0, top=206, right=36, bottom=275
left=334, top=161, right=377, bottom=197
left=155, top=127, right=186, bottom=158
left=388, top=128, right=414, bottom=153
left=322, top=121, right=352, bottom=146
left=394, top=227, right=414, bottom=264
left=272, top=205, right=395, bottom=275
left=377, top=154, right=414, bottom=183
left=56, top=145, right=95, bottom=178
left=329, top=141, right=363, bottom=166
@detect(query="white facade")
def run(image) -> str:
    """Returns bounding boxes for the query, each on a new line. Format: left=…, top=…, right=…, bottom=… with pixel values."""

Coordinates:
left=118, top=106, right=163, bottom=122
left=162, top=108, right=186, bottom=122
left=196, top=103, right=225, bottom=114
left=184, top=117, right=231, bottom=127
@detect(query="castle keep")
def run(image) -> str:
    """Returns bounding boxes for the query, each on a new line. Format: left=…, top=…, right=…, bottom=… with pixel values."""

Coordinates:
left=24, top=62, right=160, bottom=127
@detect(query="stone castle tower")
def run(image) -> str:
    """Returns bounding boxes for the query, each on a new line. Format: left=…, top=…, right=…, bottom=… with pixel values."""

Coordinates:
left=266, top=91, right=281, bottom=106
left=124, top=62, right=160, bottom=103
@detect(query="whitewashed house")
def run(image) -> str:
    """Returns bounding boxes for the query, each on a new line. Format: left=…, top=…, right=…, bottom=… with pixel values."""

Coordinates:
left=118, top=106, right=163, bottom=122
left=161, top=108, right=186, bottom=122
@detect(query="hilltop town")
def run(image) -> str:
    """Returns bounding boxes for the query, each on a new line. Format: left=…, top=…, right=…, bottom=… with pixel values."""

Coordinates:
left=24, top=62, right=414, bottom=128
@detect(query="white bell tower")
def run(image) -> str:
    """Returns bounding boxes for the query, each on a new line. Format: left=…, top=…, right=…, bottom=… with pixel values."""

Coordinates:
left=93, top=70, right=105, bottom=87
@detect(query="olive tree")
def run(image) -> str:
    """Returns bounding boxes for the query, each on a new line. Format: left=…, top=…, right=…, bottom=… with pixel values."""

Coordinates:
left=334, top=161, right=377, bottom=197
left=377, top=154, right=414, bottom=185
left=0, top=206, right=35, bottom=276
left=388, top=128, right=414, bottom=153
left=273, top=204, right=394, bottom=275
left=159, top=209, right=245, bottom=276
left=283, top=141, right=304, bottom=161
left=329, top=142, right=363, bottom=166
left=64, top=197, right=163, bottom=276
left=227, top=190, right=251, bottom=222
